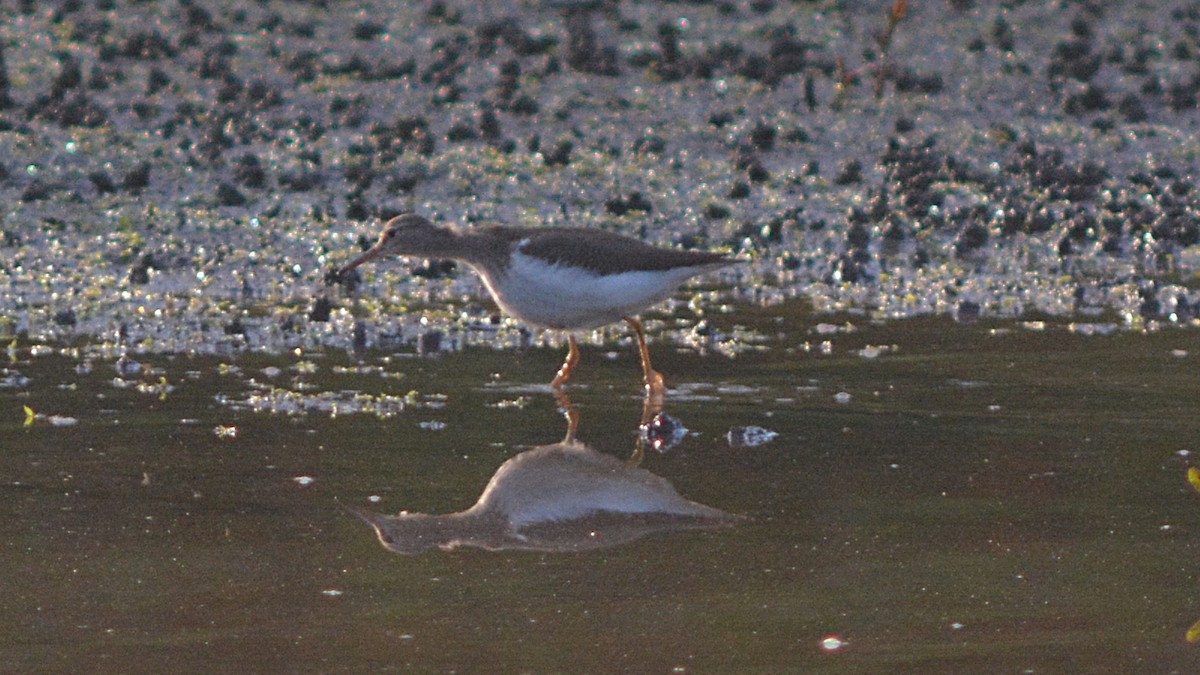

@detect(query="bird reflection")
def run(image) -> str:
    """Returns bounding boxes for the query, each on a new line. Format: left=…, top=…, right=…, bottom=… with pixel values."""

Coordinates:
left=346, top=389, right=740, bottom=554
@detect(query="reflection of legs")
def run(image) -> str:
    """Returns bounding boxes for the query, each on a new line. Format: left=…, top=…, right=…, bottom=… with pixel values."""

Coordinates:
left=552, top=387, right=580, bottom=444
left=630, top=378, right=666, bottom=467
left=550, top=334, right=580, bottom=389
left=624, top=317, right=666, bottom=397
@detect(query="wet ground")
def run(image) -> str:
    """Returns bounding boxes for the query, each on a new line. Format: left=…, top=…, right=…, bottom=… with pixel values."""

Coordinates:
left=4, top=309, right=1200, bottom=671
left=3, top=1, right=1200, bottom=354
left=4, top=0, right=1200, bottom=671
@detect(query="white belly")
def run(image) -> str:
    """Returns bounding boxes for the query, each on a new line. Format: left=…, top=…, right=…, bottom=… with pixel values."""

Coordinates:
left=474, top=252, right=695, bottom=330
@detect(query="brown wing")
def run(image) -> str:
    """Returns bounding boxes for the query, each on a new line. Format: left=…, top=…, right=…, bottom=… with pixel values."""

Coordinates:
left=507, top=227, right=733, bottom=275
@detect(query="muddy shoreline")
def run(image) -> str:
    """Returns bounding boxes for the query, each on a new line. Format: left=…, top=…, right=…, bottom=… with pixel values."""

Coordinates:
left=2, top=1, right=1199, bottom=356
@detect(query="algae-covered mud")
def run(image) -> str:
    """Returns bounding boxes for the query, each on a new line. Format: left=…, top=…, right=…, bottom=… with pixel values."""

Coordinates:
left=2, top=1, right=1199, bottom=357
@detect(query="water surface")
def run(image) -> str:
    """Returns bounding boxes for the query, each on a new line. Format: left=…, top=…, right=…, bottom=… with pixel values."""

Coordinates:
left=3, top=309, right=1199, bottom=671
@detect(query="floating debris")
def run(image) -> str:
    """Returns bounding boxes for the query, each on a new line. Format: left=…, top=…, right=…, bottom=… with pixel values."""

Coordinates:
left=1, top=370, right=31, bottom=388
left=819, top=634, right=848, bottom=653
left=487, top=396, right=530, bottom=409
left=715, top=384, right=761, bottom=395
left=293, top=475, right=316, bottom=487
left=419, top=420, right=447, bottom=431
left=135, top=377, right=175, bottom=399
left=114, top=355, right=142, bottom=378
left=331, top=364, right=405, bottom=380
left=213, top=425, right=238, bottom=439
left=641, top=412, right=689, bottom=452
left=949, top=379, right=988, bottom=389
left=1068, top=323, right=1118, bottom=336
left=814, top=323, right=856, bottom=335
left=216, top=386, right=415, bottom=418
left=21, top=405, right=78, bottom=427
left=726, top=425, right=779, bottom=448
left=833, top=392, right=852, bottom=404
left=858, top=344, right=896, bottom=359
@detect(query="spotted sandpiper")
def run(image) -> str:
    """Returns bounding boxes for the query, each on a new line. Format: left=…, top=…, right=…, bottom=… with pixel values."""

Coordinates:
left=337, top=213, right=736, bottom=392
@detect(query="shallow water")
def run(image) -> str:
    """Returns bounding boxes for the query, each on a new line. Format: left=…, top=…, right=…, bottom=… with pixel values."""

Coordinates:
left=3, top=306, right=1200, bottom=672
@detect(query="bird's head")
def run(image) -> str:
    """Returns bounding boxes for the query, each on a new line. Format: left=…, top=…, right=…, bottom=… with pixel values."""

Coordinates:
left=337, top=213, right=453, bottom=277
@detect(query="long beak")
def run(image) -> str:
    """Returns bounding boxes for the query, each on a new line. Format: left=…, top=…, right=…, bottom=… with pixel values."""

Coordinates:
left=337, top=245, right=385, bottom=277
left=337, top=500, right=382, bottom=526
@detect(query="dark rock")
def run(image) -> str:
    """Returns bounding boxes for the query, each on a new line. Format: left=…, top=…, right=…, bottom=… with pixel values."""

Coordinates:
left=1063, top=84, right=1109, bottom=114
left=955, top=223, right=989, bottom=256
left=278, top=170, right=322, bottom=192
left=353, top=20, right=386, bottom=41
left=122, top=162, right=151, bottom=192
left=834, top=159, right=863, bottom=185
left=27, top=92, right=108, bottom=127
left=479, top=106, right=501, bottom=140
left=411, top=259, right=456, bottom=279
left=747, top=161, right=770, bottom=183
left=0, top=44, right=13, bottom=109
left=988, top=15, right=1017, bottom=49
left=445, top=120, right=478, bottom=142
left=1117, top=93, right=1147, bottom=122
left=893, top=70, right=945, bottom=94
left=606, top=192, right=653, bottom=216
left=216, top=182, right=246, bottom=206
left=543, top=138, right=573, bottom=167
left=954, top=300, right=981, bottom=322
left=417, top=329, right=443, bottom=356
left=309, top=296, right=333, bottom=322
left=565, top=11, right=619, bottom=76
left=847, top=222, right=870, bottom=248
left=53, top=308, right=77, bottom=327
left=21, top=179, right=56, bottom=202
left=704, top=202, right=731, bottom=219
left=234, top=154, right=267, bottom=189
left=749, top=122, right=776, bottom=151
left=121, top=30, right=176, bottom=60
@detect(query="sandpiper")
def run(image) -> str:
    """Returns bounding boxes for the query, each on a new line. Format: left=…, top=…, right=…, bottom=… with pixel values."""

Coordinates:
left=337, top=213, right=736, bottom=392
left=346, top=439, right=740, bottom=554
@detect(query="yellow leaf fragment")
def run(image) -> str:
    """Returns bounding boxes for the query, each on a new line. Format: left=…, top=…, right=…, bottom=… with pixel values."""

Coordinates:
left=1187, top=617, right=1200, bottom=643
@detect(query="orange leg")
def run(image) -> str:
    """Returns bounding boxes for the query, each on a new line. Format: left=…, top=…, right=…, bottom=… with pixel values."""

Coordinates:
left=624, top=317, right=666, bottom=398
left=550, top=334, right=581, bottom=390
